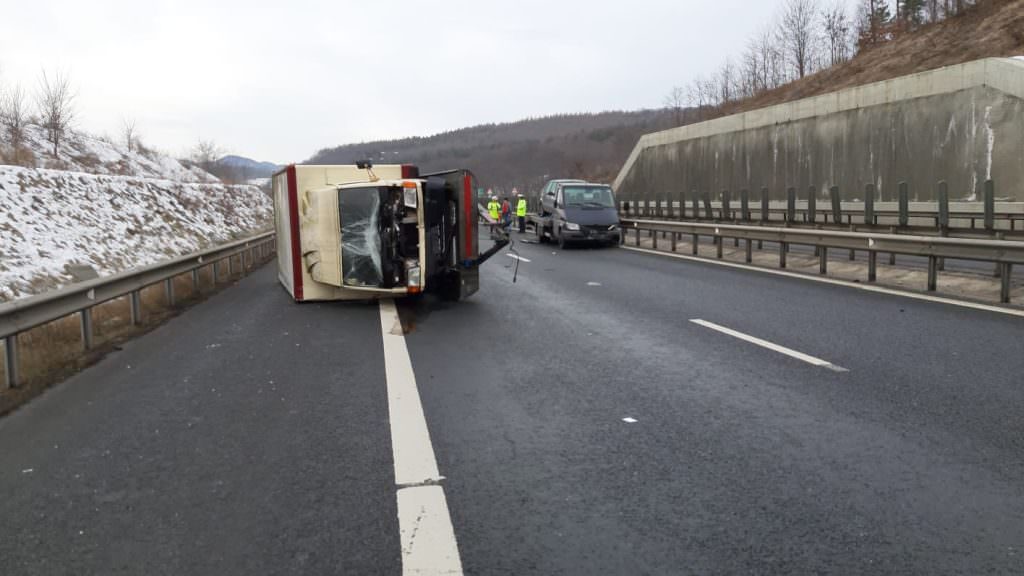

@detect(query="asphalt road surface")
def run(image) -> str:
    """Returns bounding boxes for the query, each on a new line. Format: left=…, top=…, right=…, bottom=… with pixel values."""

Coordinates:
left=2, top=231, right=1023, bottom=575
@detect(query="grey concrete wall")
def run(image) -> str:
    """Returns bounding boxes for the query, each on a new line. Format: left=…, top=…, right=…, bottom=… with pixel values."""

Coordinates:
left=615, top=58, right=1024, bottom=204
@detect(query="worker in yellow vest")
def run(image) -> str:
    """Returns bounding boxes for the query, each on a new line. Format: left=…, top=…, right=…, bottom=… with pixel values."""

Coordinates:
left=516, top=193, right=528, bottom=233
left=487, top=196, right=501, bottom=222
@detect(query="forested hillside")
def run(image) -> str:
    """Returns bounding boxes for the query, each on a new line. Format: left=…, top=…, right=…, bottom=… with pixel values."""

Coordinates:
left=307, top=110, right=680, bottom=194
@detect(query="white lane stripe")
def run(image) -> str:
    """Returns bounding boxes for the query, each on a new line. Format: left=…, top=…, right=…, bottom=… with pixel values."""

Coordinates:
left=379, top=299, right=442, bottom=485
left=690, top=319, right=849, bottom=373
left=397, top=486, right=463, bottom=575
left=379, top=300, right=464, bottom=575
left=623, top=246, right=1024, bottom=319
left=507, top=254, right=532, bottom=262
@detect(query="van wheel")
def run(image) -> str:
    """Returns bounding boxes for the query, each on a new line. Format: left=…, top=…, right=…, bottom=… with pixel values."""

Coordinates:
left=536, top=223, right=546, bottom=244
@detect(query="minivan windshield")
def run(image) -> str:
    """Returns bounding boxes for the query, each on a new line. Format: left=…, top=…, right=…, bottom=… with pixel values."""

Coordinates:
left=562, top=186, right=615, bottom=208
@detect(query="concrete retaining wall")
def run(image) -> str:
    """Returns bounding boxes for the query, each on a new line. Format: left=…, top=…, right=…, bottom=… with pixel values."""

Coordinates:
left=614, top=58, right=1024, bottom=203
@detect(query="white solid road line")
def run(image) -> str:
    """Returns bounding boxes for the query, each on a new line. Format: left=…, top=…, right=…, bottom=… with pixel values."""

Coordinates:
left=623, top=246, right=1024, bottom=319
left=506, top=253, right=532, bottom=262
left=379, top=300, right=464, bottom=575
left=690, top=319, right=849, bottom=373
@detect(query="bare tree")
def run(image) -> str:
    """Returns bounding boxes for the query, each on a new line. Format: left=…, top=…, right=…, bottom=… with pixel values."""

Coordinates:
left=122, top=117, right=138, bottom=153
left=822, top=1, right=854, bottom=66
left=780, top=0, right=819, bottom=79
left=717, top=58, right=737, bottom=105
left=663, top=86, right=687, bottom=127
left=1, top=83, right=30, bottom=164
left=35, top=69, right=75, bottom=158
left=190, top=139, right=222, bottom=172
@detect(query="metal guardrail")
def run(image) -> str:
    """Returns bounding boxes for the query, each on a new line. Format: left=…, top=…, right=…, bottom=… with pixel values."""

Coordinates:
left=622, top=180, right=1024, bottom=233
left=1, top=232, right=277, bottom=389
left=621, top=218, right=1024, bottom=304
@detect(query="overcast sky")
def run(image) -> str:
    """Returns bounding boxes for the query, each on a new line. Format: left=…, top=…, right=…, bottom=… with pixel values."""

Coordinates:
left=0, top=0, right=847, bottom=163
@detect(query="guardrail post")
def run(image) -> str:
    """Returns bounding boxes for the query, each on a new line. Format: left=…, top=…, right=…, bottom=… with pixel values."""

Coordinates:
left=865, top=183, right=876, bottom=225
left=745, top=239, right=752, bottom=263
left=994, top=232, right=1005, bottom=278
left=819, top=247, right=828, bottom=274
left=691, top=190, right=699, bottom=221
left=898, top=181, right=909, bottom=227
left=692, top=234, right=699, bottom=255
left=779, top=242, right=787, bottom=268
left=165, top=278, right=175, bottom=306
left=228, top=255, right=235, bottom=277
left=1001, top=264, right=1013, bottom=303
left=671, top=232, right=677, bottom=252
left=716, top=232, right=723, bottom=259
left=192, top=268, right=201, bottom=293
left=722, top=190, right=731, bottom=221
left=868, top=251, right=877, bottom=282
left=760, top=187, right=769, bottom=223
left=634, top=227, right=640, bottom=246
left=80, top=308, right=94, bottom=351
left=937, top=181, right=949, bottom=271
left=4, top=335, right=20, bottom=389
left=984, top=180, right=995, bottom=232
left=807, top=186, right=817, bottom=224
left=740, top=189, right=750, bottom=222
left=652, top=229, right=658, bottom=250
left=786, top=187, right=796, bottom=223
left=129, top=290, right=142, bottom=325
left=889, top=226, right=897, bottom=265
left=927, top=256, right=938, bottom=291
left=213, top=261, right=220, bottom=284
left=830, top=186, right=841, bottom=224
left=702, top=192, right=713, bottom=220
left=937, top=181, right=950, bottom=230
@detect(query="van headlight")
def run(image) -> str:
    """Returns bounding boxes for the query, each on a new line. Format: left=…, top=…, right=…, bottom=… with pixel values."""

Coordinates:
left=406, top=261, right=421, bottom=289
left=403, top=186, right=418, bottom=209
left=565, top=222, right=580, bottom=231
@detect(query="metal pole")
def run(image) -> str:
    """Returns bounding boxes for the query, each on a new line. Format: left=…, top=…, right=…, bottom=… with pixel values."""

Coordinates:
left=192, top=268, right=201, bottom=293
left=4, top=335, right=19, bottom=389
left=671, top=233, right=677, bottom=252
left=228, top=255, right=234, bottom=277
left=213, top=262, right=220, bottom=285
left=165, top=278, right=175, bottom=306
left=779, top=242, right=787, bottom=268
left=652, top=230, right=658, bottom=250
left=745, top=239, right=752, bottom=263
left=130, top=291, right=142, bottom=325
left=692, top=234, right=699, bottom=255
left=1001, top=264, right=1013, bottom=304
left=819, top=247, right=828, bottom=275
left=898, top=181, right=909, bottom=227
left=927, top=256, right=938, bottom=291
left=716, top=234, right=723, bottom=259
left=868, top=251, right=877, bottom=282
left=634, top=227, right=640, bottom=246
left=864, top=183, right=875, bottom=226
left=807, top=186, right=817, bottom=224
left=81, top=308, right=94, bottom=351
left=984, top=180, right=995, bottom=232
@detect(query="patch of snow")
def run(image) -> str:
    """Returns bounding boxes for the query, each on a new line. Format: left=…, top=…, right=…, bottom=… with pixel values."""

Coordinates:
left=0, top=166, right=272, bottom=302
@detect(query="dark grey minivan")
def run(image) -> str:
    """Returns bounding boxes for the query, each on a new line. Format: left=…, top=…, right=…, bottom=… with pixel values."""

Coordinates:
left=540, top=181, right=621, bottom=247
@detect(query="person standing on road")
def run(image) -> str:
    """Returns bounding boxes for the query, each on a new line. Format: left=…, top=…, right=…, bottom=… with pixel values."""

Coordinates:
left=516, top=193, right=527, bottom=233
left=488, top=195, right=501, bottom=222
left=501, top=196, right=511, bottom=229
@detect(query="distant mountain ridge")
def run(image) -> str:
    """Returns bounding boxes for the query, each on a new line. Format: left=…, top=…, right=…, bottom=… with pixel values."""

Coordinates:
left=213, top=155, right=281, bottom=181
left=306, top=110, right=681, bottom=193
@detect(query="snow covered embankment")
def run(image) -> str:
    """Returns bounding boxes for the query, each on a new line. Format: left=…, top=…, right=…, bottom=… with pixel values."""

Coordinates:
left=0, top=166, right=273, bottom=302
